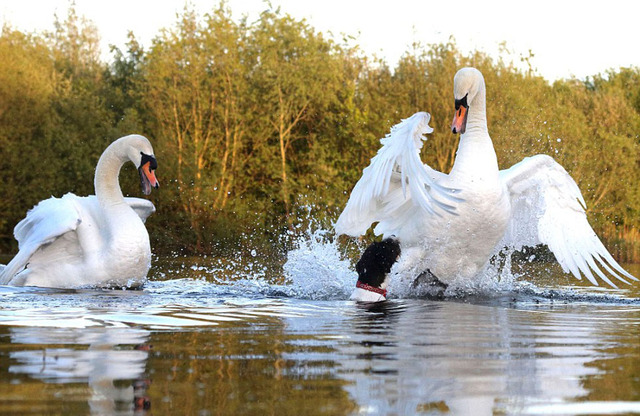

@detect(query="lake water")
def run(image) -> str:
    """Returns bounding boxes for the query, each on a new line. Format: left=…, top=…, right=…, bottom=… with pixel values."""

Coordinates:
left=1, top=234, right=639, bottom=416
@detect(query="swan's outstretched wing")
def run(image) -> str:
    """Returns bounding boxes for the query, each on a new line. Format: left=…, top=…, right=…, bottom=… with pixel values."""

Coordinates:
left=124, top=197, right=156, bottom=223
left=335, top=112, right=458, bottom=237
left=0, top=194, right=81, bottom=284
left=499, top=154, right=636, bottom=287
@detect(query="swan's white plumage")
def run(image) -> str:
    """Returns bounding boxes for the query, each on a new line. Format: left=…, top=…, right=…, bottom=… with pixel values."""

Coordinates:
left=2, top=195, right=82, bottom=286
left=0, top=135, right=158, bottom=288
left=499, top=155, right=635, bottom=287
left=337, top=67, right=636, bottom=290
left=335, top=112, right=458, bottom=237
left=14, top=194, right=82, bottom=253
left=123, top=197, right=156, bottom=224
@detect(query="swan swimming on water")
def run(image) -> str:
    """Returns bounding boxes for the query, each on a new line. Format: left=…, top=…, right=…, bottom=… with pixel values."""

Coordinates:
left=0, top=134, right=159, bottom=288
left=336, top=67, right=637, bottom=302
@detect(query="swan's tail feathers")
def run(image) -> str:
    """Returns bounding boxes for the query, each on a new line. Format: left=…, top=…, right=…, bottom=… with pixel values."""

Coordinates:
left=0, top=247, right=35, bottom=286
left=335, top=112, right=460, bottom=237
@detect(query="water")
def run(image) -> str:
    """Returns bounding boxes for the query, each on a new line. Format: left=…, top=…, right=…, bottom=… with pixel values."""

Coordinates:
left=1, top=233, right=639, bottom=415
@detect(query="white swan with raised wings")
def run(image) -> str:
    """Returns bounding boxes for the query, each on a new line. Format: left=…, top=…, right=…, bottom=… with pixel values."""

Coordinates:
left=336, top=67, right=636, bottom=300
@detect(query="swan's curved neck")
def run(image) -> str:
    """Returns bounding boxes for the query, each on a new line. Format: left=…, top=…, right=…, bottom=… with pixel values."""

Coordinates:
left=452, top=87, right=499, bottom=181
left=466, top=88, right=488, bottom=134
left=94, top=143, right=127, bottom=206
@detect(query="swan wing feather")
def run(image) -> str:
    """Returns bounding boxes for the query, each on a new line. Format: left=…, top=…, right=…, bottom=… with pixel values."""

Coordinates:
left=124, top=197, right=156, bottom=223
left=500, top=154, right=636, bottom=287
left=335, top=112, right=457, bottom=237
left=1, top=194, right=82, bottom=284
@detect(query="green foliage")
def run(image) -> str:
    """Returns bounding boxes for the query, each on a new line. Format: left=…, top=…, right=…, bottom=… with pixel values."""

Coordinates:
left=0, top=28, right=57, bottom=237
left=0, top=3, right=639, bottom=261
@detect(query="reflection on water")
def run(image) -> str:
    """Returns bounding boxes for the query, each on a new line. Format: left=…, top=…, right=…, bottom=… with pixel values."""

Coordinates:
left=332, top=301, right=633, bottom=415
left=6, top=327, right=151, bottom=415
left=0, top=263, right=639, bottom=415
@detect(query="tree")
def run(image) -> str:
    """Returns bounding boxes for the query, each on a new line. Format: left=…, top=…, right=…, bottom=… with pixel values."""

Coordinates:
left=1, top=4, right=639, bottom=262
left=141, top=5, right=255, bottom=250
left=0, top=28, right=58, bottom=241
left=246, top=9, right=343, bottom=218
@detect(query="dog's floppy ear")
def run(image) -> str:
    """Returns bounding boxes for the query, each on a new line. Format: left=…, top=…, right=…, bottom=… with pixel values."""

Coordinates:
left=356, top=238, right=401, bottom=287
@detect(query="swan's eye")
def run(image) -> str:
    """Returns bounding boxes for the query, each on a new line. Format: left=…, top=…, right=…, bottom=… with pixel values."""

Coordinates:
left=455, top=93, right=469, bottom=110
left=140, top=152, right=158, bottom=170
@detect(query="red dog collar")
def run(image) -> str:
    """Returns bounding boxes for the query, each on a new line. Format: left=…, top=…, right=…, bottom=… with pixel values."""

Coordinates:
left=356, top=281, right=387, bottom=297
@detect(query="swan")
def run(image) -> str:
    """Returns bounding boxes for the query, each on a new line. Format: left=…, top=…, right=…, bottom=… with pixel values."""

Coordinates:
left=337, top=67, right=637, bottom=301
left=0, top=134, right=159, bottom=288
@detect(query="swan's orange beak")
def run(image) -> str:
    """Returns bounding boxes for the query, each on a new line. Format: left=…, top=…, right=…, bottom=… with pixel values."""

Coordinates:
left=452, top=93, right=469, bottom=135
left=451, top=104, right=468, bottom=134
left=139, top=160, right=159, bottom=195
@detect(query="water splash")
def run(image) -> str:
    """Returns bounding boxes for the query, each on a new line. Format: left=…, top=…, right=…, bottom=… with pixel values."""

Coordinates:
left=276, top=218, right=526, bottom=301
left=278, top=224, right=356, bottom=300
left=142, top=207, right=638, bottom=304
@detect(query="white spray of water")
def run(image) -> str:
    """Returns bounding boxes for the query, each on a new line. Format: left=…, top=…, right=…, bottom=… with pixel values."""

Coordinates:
left=279, top=226, right=357, bottom=300
left=278, top=219, right=525, bottom=300
left=152, top=209, right=633, bottom=303
left=151, top=228, right=635, bottom=304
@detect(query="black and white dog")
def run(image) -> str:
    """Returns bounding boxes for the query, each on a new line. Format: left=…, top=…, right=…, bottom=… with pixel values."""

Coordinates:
left=351, top=238, right=401, bottom=302
left=351, top=237, right=448, bottom=302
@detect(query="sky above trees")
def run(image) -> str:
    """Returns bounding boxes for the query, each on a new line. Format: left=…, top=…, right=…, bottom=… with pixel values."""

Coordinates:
left=1, top=0, right=639, bottom=82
